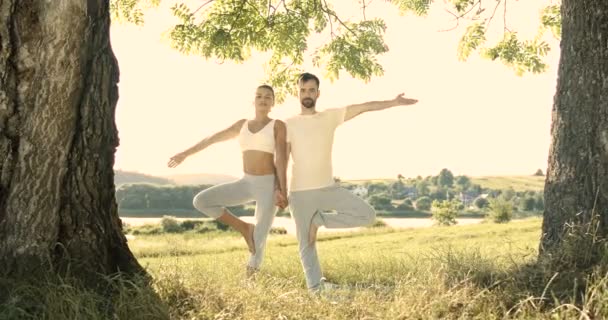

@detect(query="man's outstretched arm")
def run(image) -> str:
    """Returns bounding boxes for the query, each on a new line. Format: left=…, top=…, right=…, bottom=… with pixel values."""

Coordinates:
left=344, top=93, right=418, bottom=122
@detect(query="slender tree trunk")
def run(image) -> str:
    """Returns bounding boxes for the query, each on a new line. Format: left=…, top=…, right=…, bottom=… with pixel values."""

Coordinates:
left=541, top=0, right=608, bottom=264
left=0, top=0, right=145, bottom=283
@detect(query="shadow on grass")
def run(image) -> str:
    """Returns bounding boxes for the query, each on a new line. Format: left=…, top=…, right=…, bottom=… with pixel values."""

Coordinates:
left=0, top=272, right=169, bottom=320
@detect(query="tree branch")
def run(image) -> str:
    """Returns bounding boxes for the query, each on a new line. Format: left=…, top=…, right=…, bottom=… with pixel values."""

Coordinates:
left=321, top=0, right=356, bottom=36
left=228, top=0, right=248, bottom=33
left=361, top=0, right=367, bottom=20
left=503, top=0, right=508, bottom=33
left=192, top=0, right=216, bottom=15
left=485, top=0, right=503, bottom=32
left=439, top=0, right=482, bottom=32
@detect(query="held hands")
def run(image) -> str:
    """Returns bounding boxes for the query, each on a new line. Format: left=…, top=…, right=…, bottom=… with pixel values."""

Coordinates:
left=393, top=93, right=418, bottom=106
left=274, top=189, right=288, bottom=209
left=168, top=152, right=188, bottom=168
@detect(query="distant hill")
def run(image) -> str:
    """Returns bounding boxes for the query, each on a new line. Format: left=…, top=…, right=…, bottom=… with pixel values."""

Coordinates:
left=345, top=175, right=545, bottom=192
left=167, top=173, right=237, bottom=185
left=469, top=176, right=545, bottom=192
left=114, top=170, right=237, bottom=186
left=114, top=170, right=172, bottom=186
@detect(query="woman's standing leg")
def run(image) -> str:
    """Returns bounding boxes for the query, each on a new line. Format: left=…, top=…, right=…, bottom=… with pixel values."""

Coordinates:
left=246, top=175, right=278, bottom=271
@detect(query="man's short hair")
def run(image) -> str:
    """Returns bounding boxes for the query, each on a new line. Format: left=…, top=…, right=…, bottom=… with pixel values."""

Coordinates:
left=297, top=72, right=320, bottom=89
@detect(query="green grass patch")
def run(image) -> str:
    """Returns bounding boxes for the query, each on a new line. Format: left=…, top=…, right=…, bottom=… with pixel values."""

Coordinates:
left=6, top=217, right=608, bottom=319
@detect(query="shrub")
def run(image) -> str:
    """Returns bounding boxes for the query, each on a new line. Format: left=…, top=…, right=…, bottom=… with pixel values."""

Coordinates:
left=474, top=197, right=489, bottom=209
left=270, top=227, right=288, bottom=234
left=431, top=200, right=459, bottom=226
left=195, top=222, right=219, bottom=233
left=415, top=196, right=432, bottom=211
left=488, top=197, right=513, bottom=223
left=161, top=216, right=183, bottom=233
left=520, top=197, right=536, bottom=212
left=131, top=224, right=162, bottom=235
left=368, top=195, right=394, bottom=211
left=366, top=218, right=388, bottom=228
left=180, top=219, right=205, bottom=231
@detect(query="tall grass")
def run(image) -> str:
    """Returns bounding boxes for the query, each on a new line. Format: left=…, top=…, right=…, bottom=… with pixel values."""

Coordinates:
left=3, top=218, right=608, bottom=319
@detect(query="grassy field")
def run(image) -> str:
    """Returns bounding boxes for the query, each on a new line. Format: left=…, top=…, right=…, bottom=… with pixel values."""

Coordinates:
left=469, top=176, right=545, bottom=192
left=4, top=217, right=608, bottom=319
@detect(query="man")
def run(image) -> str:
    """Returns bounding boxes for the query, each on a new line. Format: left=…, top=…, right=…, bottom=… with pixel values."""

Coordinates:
left=285, top=72, right=418, bottom=291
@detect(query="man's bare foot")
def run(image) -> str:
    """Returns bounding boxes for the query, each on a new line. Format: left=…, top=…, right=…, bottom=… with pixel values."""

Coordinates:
left=308, top=222, right=319, bottom=245
left=244, top=223, right=256, bottom=254
left=246, top=266, right=259, bottom=279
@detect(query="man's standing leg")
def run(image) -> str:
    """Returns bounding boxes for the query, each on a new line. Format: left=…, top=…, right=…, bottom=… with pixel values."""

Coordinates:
left=289, top=190, right=324, bottom=290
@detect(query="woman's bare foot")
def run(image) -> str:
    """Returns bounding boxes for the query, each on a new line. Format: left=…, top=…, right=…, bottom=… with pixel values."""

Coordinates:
left=244, top=223, right=256, bottom=254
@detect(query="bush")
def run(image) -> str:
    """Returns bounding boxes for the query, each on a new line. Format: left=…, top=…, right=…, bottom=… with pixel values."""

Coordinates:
left=429, top=188, right=447, bottom=201
left=180, top=219, right=205, bottom=231
left=500, top=188, right=516, bottom=201
left=396, top=202, right=414, bottom=211
left=195, top=222, right=219, bottom=233
left=161, top=216, right=183, bottom=233
left=474, top=197, right=489, bottom=209
left=415, top=196, right=432, bottom=211
left=488, top=197, right=513, bottom=223
left=368, top=195, right=394, bottom=211
left=431, top=200, right=459, bottom=226
left=519, top=197, right=536, bottom=211
left=535, top=195, right=545, bottom=211
left=366, top=218, right=388, bottom=228
left=209, top=219, right=230, bottom=231
left=270, top=227, right=288, bottom=234
left=131, top=224, right=162, bottom=235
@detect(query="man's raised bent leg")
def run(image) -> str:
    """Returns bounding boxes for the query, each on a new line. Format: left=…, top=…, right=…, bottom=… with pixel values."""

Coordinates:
left=310, top=184, right=376, bottom=229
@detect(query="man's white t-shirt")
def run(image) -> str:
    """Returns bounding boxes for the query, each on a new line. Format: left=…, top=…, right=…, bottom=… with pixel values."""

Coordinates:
left=286, top=107, right=346, bottom=192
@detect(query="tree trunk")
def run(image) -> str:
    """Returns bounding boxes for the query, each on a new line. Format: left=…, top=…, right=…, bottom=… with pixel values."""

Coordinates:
left=541, top=0, right=608, bottom=263
left=0, top=0, right=145, bottom=283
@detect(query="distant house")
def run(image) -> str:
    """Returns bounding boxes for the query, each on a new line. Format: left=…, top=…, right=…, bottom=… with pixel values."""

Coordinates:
left=403, top=187, right=417, bottom=199
left=352, top=185, right=368, bottom=197
left=460, top=191, right=482, bottom=207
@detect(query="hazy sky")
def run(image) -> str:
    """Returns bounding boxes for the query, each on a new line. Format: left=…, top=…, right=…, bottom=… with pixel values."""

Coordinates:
left=110, top=0, right=559, bottom=180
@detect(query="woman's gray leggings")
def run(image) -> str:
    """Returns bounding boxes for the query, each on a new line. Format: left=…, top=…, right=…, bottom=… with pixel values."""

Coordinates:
left=192, top=174, right=277, bottom=269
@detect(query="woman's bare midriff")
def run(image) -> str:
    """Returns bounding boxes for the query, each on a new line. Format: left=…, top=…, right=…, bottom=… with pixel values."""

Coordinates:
left=242, top=150, right=275, bottom=175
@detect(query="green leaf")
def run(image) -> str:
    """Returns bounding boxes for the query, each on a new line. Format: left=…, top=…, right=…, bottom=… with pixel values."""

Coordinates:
left=457, top=22, right=486, bottom=61
left=110, top=0, right=161, bottom=25
left=481, top=33, right=549, bottom=75
left=314, top=19, right=388, bottom=82
left=451, top=0, right=476, bottom=14
left=389, top=0, right=434, bottom=16
left=540, top=5, right=561, bottom=39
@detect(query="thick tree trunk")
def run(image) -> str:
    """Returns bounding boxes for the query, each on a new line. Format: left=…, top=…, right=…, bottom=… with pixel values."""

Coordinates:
left=0, top=0, right=145, bottom=282
left=541, top=0, right=608, bottom=262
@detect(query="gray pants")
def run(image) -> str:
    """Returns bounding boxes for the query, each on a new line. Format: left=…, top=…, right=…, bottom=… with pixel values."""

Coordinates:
left=193, top=174, right=277, bottom=269
left=288, top=184, right=376, bottom=289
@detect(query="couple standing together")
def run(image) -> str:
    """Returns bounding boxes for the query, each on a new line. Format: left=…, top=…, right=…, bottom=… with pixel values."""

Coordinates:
left=168, top=73, right=418, bottom=291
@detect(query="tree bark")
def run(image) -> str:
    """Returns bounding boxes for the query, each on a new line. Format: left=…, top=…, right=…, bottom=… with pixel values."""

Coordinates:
left=541, top=0, right=608, bottom=262
left=0, top=0, right=145, bottom=283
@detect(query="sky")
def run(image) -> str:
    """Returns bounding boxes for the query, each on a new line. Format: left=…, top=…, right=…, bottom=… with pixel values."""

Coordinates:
left=110, top=0, right=560, bottom=180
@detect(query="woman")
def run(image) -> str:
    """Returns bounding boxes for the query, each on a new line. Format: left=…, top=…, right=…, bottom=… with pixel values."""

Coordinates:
left=167, top=84, right=288, bottom=273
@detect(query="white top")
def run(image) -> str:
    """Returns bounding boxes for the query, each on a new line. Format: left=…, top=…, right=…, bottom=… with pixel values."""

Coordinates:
left=238, top=119, right=275, bottom=154
left=286, top=107, right=346, bottom=191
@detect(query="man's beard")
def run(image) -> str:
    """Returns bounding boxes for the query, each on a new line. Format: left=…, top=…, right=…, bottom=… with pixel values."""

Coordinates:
left=301, top=98, right=315, bottom=108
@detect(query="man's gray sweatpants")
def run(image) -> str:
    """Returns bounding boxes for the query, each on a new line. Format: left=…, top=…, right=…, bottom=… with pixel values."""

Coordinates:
left=193, top=174, right=277, bottom=269
left=288, top=184, right=376, bottom=289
